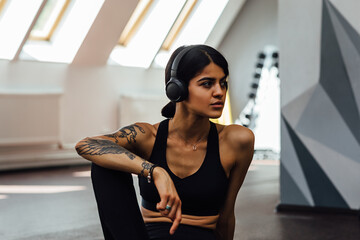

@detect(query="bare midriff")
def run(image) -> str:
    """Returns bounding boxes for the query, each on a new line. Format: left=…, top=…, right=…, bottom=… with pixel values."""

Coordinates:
left=141, top=207, right=219, bottom=229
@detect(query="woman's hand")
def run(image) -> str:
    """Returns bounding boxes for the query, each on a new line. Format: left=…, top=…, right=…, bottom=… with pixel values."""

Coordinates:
left=152, top=167, right=182, bottom=235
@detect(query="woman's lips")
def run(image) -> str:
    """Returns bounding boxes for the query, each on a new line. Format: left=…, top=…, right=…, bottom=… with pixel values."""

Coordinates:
left=210, top=102, right=224, bottom=108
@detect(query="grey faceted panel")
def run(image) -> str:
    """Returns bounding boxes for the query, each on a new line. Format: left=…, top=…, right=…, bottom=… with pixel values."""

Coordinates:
left=327, top=1, right=360, bottom=54
left=296, top=84, right=360, bottom=163
left=279, top=0, right=360, bottom=211
left=297, top=131, right=360, bottom=209
left=281, top=115, right=314, bottom=206
left=280, top=163, right=311, bottom=206
left=283, top=116, right=349, bottom=208
left=327, top=0, right=360, bottom=116
left=320, top=0, right=360, bottom=144
left=282, top=84, right=317, bottom=128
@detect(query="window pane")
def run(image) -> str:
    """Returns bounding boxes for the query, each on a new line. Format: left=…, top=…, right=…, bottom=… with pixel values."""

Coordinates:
left=161, top=0, right=197, bottom=50
left=119, top=0, right=153, bottom=46
left=30, top=0, right=69, bottom=40
left=0, top=0, right=43, bottom=60
left=21, top=0, right=104, bottom=63
left=153, top=0, right=229, bottom=68
left=109, top=0, right=186, bottom=68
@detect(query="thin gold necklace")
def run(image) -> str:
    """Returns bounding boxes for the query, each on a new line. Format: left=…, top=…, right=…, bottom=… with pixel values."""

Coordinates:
left=170, top=119, right=208, bottom=151
left=190, top=135, right=207, bottom=151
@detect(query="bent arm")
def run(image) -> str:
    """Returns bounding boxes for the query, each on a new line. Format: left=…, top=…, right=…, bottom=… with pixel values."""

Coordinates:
left=75, top=123, right=182, bottom=235
left=216, top=127, right=255, bottom=240
left=75, top=123, right=153, bottom=177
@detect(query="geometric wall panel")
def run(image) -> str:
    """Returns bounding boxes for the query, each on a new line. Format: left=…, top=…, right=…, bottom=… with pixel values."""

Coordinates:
left=281, top=116, right=314, bottom=206
left=319, top=0, right=360, bottom=145
left=280, top=0, right=360, bottom=211
left=295, top=85, right=360, bottom=163
left=297, top=132, right=360, bottom=209
left=282, top=85, right=316, bottom=128
left=280, top=163, right=311, bottom=206
left=283, top=117, right=349, bottom=208
left=327, top=1, right=360, bottom=116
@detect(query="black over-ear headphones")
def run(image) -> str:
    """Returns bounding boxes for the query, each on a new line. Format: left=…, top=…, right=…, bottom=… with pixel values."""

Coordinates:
left=166, top=46, right=197, bottom=102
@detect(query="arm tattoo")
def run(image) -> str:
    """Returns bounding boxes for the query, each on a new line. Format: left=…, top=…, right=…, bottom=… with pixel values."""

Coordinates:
left=76, top=138, right=136, bottom=160
left=105, top=124, right=145, bottom=144
left=140, top=161, right=154, bottom=177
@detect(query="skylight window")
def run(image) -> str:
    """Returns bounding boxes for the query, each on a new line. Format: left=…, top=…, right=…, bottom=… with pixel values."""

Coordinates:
left=109, top=0, right=187, bottom=68
left=20, top=0, right=104, bottom=63
left=0, top=0, right=7, bottom=14
left=161, top=0, right=197, bottom=51
left=0, top=0, right=43, bottom=60
left=0, top=0, right=232, bottom=65
left=118, top=0, right=153, bottom=47
left=153, top=0, right=229, bottom=68
left=30, top=0, right=71, bottom=41
left=109, top=0, right=229, bottom=69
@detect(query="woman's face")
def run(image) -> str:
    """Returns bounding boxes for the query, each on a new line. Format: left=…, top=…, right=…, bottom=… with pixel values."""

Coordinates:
left=184, top=62, right=228, bottom=119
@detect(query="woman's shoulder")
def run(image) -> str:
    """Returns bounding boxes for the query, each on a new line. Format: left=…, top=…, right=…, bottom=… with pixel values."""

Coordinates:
left=127, top=121, right=162, bottom=158
left=132, top=122, right=159, bottom=138
left=216, top=123, right=255, bottom=149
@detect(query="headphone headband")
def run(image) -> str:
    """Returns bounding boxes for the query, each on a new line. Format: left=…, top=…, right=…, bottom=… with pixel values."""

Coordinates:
left=170, top=45, right=197, bottom=79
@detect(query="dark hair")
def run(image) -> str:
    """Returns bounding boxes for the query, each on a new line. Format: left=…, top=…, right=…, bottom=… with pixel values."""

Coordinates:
left=161, top=45, right=229, bottom=118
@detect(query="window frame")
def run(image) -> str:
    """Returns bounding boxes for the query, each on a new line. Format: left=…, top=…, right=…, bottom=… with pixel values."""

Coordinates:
left=0, top=0, right=7, bottom=14
left=29, top=0, right=71, bottom=41
left=161, top=0, right=197, bottom=51
left=118, top=0, right=198, bottom=51
left=118, top=0, right=154, bottom=46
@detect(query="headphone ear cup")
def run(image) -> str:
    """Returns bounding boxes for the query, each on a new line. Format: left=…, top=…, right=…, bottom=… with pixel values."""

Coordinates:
left=166, top=77, right=188, bottom=102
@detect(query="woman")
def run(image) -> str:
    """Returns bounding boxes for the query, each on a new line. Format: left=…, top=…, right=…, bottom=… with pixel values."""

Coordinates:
left=75, top=45, right=254, bottom=240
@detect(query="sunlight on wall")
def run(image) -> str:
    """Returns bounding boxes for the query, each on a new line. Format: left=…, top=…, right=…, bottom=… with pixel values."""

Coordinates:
left=0, top=194, right=8, bottom=199
left=0, top=185, right=86, bottom=193
left=72, top=170, right=91, bottom=177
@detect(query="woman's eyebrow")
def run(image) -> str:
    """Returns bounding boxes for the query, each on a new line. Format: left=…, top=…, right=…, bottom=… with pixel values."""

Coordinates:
left=197, top=76, right=227, bottom=82
left=220, top=76, right=228, bottom=81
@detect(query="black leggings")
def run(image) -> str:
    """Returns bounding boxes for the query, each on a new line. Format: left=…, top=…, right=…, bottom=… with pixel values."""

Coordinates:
left=91, top=163, right=216, bottom=240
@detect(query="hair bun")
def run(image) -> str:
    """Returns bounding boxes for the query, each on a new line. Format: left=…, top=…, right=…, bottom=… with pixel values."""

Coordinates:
left=161, top=101, right=176, bottom=118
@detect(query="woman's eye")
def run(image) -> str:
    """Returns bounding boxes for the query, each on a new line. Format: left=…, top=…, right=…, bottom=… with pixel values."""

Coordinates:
left=201, top=81, right=212, bottom=87
left=220, top=81, right=228, bottom=88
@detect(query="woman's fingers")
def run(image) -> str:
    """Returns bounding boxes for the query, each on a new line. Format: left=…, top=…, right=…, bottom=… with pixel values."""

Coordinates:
left=167, top=199, right=179, bottom=220
left=163, top=201, right=173, bottom=216
left=160, top=197, right=181, bottom=234
left=152, top=167, right=182, bottom=234
left=157, top=197, right=176, bottom=217
left=156, top=197, right=167, bottom=211
left=170, top=206, right=182, bottom=235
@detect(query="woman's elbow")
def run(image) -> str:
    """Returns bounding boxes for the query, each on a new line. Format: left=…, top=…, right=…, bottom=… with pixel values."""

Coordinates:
left=75, top=137, right=91, bottom=157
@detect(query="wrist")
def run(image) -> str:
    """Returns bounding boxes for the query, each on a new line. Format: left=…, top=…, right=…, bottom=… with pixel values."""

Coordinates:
left=152, top=166, right=166, bottom=181
left=147, top=164, right=158, bottom=183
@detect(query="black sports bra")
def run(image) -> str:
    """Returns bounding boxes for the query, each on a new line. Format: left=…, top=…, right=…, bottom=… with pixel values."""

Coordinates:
left=138, top=119, right=229, bottom=216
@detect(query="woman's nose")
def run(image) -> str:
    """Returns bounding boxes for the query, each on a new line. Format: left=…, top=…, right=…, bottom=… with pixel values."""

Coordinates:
left=213, top=83, right=224, bottom=97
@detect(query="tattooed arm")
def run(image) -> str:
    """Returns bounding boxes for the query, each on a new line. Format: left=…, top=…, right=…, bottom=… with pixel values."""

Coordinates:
left=75, top=123, right=154, bottom=177
left=75, top=123, right=182, bottom=234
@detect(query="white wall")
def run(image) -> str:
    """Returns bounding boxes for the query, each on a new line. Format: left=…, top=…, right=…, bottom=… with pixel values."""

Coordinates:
left=1, top=61, right=165, bottom=145
left=0, top=59, right=165, bottom=169
left=61, top=64, right=164, bottom=144
left=219, top=0, right=278, bottom=119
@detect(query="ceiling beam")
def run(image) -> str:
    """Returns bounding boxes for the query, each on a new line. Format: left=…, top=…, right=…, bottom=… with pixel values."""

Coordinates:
left=72, top=0, right=139, bottom=66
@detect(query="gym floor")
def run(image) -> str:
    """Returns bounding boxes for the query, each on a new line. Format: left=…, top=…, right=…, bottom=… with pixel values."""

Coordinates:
left=0, top=160, right=359, bottom=240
